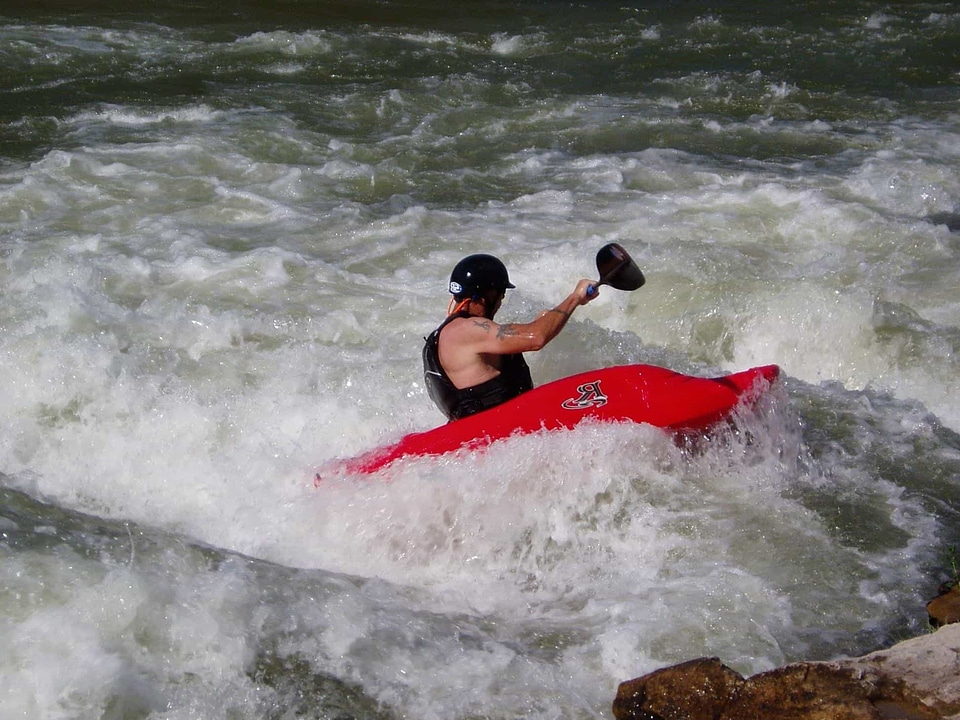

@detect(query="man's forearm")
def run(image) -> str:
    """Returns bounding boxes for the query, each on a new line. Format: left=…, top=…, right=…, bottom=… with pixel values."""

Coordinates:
left=538, top=291, right=581, bottom=343
left=494, top=289, right=585, bottom=350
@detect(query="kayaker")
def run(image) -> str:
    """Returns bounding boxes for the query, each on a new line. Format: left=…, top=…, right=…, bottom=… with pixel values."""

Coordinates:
left=423, top=254, right=597, bottom=420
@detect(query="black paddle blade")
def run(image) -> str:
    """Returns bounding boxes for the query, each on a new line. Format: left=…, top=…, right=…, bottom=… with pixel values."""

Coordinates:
left=596, top=242, right=645, bottom=291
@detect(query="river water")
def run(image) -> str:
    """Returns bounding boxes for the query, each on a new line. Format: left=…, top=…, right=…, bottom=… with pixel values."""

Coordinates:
left=2, top=2, right=959, bottom=718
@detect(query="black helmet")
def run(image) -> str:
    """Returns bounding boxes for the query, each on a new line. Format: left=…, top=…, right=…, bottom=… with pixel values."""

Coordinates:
left=448, top=254, right=515, bottom=298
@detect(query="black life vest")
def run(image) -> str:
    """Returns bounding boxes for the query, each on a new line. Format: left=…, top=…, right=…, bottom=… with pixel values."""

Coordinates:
left=422, top=312, right=533, bottom=421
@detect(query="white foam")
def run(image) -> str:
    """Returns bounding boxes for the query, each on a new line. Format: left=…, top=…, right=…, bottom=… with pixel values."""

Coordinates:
left=865, top=12, right=894, bottom=30
left=491, top=33, right=528, bottom=56
left=70, top=104, right=222, bottom=128
left=233, top=30, right=332, bottom=56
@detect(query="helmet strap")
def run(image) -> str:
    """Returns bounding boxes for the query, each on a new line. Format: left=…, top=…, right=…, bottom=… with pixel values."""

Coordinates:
left=447, top=297, right=473, bottom=316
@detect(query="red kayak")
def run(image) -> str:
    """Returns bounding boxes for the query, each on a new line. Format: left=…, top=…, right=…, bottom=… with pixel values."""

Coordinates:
left=316, top=363, right=780, bottom=481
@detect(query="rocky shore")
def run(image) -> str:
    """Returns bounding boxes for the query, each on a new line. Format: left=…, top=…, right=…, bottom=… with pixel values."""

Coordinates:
left=613, top=583, right=960, bottom=720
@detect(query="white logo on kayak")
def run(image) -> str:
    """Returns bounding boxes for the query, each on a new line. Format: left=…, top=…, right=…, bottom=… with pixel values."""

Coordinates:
left=561, top=380, right=608, bottom=410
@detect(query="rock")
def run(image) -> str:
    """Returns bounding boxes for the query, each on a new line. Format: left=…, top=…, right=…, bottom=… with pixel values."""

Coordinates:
left=927, top=583, right=960, bottom=627
left=832, top=622, right=960, bottom=719
left=613, top=624, right=960, bottom=720
left=613, top=660, right=888, bottom=720
left=725, top=663, right=889, bottom=720
left=612, top=657, right=742, bottom=720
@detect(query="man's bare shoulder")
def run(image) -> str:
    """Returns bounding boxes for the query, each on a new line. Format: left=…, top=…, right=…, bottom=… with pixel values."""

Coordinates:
left=445, top=316, right=529, bottom=351
left=444, top=315, right=497, bottom=337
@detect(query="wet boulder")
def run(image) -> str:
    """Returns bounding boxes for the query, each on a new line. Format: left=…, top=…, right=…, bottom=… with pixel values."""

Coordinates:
left=613, top=624, right=960, bottom=720
left=927, top=583, right=960, bottom=628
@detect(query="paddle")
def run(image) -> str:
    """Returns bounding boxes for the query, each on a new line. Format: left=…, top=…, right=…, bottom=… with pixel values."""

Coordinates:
left=587, top=242, right=645, bottom=296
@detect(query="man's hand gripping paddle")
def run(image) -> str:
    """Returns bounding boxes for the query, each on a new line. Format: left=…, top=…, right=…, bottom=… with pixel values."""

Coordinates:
left=587, top=242, right=645, bottom=296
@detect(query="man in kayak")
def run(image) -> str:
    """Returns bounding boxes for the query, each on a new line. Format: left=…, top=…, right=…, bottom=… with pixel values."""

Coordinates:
left=423, top=254, right=597, bottom=420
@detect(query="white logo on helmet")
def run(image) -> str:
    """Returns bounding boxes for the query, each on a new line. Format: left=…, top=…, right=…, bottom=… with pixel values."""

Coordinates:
left=449, top=281, right=463, bottom=294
